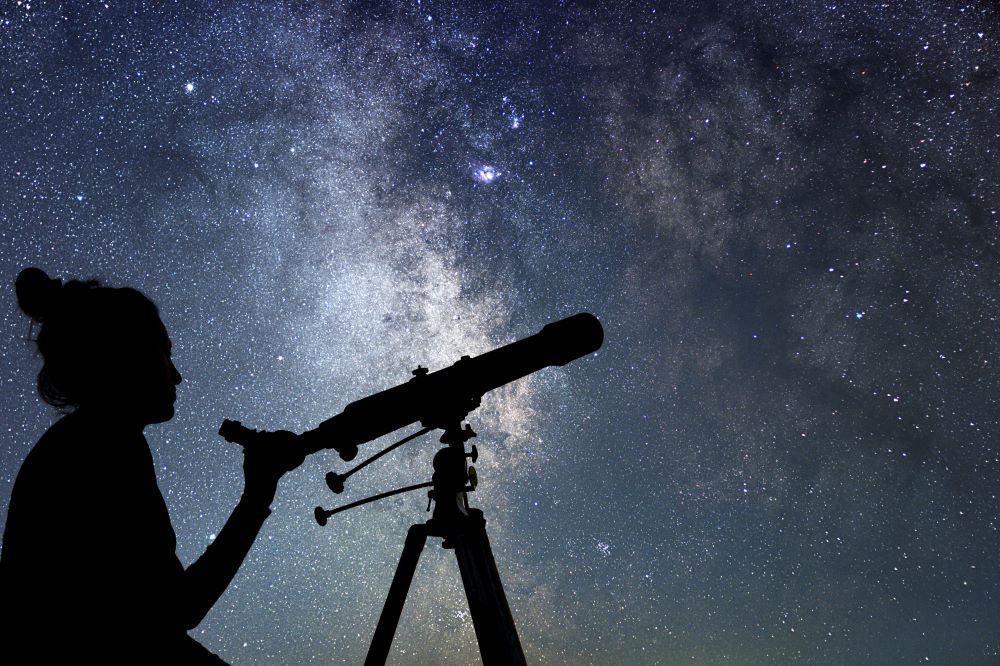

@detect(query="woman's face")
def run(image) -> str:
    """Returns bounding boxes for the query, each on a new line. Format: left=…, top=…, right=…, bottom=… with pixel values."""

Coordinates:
left=138, top=319, right=182, bottom=424
left=94, top=316, right=182, bottom=426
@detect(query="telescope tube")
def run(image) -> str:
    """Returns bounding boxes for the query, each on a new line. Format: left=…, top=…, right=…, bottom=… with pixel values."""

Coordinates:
left=222, top=312, right=603, bottom=458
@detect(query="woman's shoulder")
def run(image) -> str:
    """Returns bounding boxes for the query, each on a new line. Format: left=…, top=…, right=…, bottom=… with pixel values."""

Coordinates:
left=24, top=410, right=149, bottom=479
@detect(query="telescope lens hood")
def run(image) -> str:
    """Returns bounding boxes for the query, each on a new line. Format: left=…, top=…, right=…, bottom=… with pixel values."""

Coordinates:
left=538, top=313, right=603, bottom=366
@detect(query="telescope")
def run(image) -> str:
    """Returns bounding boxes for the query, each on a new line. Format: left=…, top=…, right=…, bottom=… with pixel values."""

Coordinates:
left=220, top=312, right=603, bottom=460
left=219, top=312, right=603, bottom=666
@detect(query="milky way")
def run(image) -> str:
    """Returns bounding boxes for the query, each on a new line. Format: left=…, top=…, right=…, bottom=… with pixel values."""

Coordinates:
left=1, top=1, right=998, bottom=663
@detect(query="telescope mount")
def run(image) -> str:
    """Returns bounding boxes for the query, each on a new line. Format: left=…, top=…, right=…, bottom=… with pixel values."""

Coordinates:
left=315, top=419, right=527, bottom=666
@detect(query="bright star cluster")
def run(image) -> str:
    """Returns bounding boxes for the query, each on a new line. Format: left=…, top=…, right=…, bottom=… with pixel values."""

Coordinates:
left=1, top=1, right=998, bottom=664
left=472, top=164, right=500, bottom=184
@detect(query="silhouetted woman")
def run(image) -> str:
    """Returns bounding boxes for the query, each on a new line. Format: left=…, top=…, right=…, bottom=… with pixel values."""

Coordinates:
left=0, top=268, right=303, bottom=664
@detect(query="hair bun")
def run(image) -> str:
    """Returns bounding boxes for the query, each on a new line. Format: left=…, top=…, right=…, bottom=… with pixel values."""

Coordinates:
left=16, top=267, right=62, bottom=322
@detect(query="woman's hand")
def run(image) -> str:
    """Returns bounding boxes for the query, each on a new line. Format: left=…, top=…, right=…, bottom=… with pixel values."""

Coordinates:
left=241, top=430, right=306, bottom=506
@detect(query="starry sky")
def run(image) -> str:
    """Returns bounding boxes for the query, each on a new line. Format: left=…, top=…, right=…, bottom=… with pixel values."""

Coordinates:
left=1, top=1, right=998, bottom=663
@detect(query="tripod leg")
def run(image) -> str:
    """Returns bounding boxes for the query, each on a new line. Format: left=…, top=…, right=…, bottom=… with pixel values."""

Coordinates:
left=452, top=510, right=527, bottom=666
left=365, top=524, right=429, bottom=666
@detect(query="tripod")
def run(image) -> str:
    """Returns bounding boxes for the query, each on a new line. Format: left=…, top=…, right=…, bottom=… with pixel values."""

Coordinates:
left=365, top=423, right=525, bottom=665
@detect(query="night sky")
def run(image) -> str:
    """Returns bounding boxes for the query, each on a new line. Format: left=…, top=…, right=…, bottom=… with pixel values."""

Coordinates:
left=2, top=1, right=998, bottom=663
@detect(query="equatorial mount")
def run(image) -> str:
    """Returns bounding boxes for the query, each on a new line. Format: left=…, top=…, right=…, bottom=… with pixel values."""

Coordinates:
left=312, top=418, right=479, bottom=525
left=313, top=412, right=525, bottom=666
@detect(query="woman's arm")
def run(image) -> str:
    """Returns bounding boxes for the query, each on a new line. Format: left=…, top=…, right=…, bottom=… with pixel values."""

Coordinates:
left=175, top=431, right=305, bottom=629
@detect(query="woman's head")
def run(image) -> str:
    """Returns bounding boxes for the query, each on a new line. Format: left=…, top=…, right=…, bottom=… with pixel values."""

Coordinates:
left=16, top=267, right=181, bottom=424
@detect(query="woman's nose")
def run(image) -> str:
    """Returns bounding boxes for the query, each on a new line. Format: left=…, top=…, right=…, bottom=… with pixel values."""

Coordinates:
left=171, top=361, right=182, bottom=385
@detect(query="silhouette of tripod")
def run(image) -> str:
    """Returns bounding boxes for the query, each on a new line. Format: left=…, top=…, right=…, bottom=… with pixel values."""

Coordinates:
left=365, top=422, right=526, bottom=666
